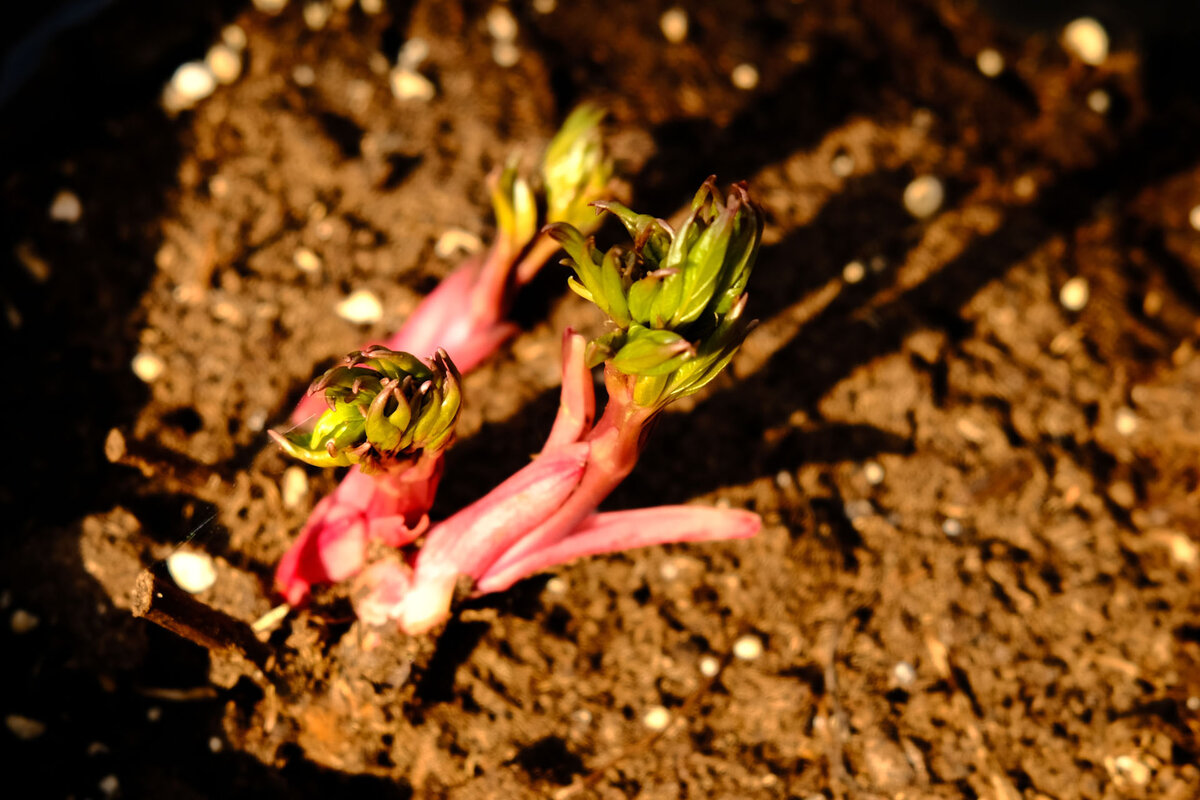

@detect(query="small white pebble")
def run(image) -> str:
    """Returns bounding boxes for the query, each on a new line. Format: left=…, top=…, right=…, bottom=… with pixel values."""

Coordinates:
left=209, top=175, right=229, bottom=197
left=659, top=560, right=680, bottom=581
left=1114, top=407, right=1139, bottom=436
left=397, top=37, right=430, bottom=70
left=544, top=576, right=568, bottom=595
left=303, top=2, right=331, bottom=30
left=842, top=260, right=865, bottom=284
left=5, top=715, right=46, bottom=740
left=698, top=655, right=721, bottom=677
left=99, top=774, right=120, bottom=798
left=209, top=736, right=224, bottom=752
left=660, top=8, right=688, bottom=44
left=487, top=6, right=519, bottom=41
left=532, top=0, right=556, bottom=12
left=1013, top=173, right=1038, bottom=200
left=206, top=44, right=243, bottom=84
left=733, top=634, right=763, bottom=661
left=221, top=24, right=247, bottom=51
left=492, top=40, right=520, bottom=68
left=1189, top=204, right=1200, bottom=232
left=336, top=289, right=383, bottom=323
left=1087, top=88, right=1110, bottom=114
left=282, top=465, right=310, bottom=509
left=642, top=705, right=671, bottom=731
left=146, top=706, right=162, bottom=722
left=293, top=64, right=316, bottom=87
left=892, top=661, right=917, bottom=686
left=1168, top=533, right=1198, bottom=566
left=390, top=68, right=436, bottom=101
left=435, top=228, right=484, bottom=258
left=170, top=62, right=217, bottom=105
left=293, top=247, right=322, bottom=274
left=360, top=0, right=383, bottom=13
left=903, top=174, right=944, bottom=219
left=253, top=0, right=289, bottom=12
left=49, top=189, right=82, bottom=223
left=246, top=408, right=268, bottom=432
left=167, top=551, right=218, bottom=594
left=1063, top=17, right=1108, bottom=66
left=863, top=460, right=885, bottom=486
left=942, top=518, right=963, bottom=537
left=731, top=63, right=759, bottom=91
left=976, top=48, right=1004, bottom=77
left=1187, top=696, right=1200, bottom=711
left=132, top=352, right=165, bottom=383
left=830, top=152, right=855, bottom=177
left=1059, top=276, right=1090, bottom=311
left=1113, top=755, right=1151, bottom=785
left=774, top=469, right=796, bottom=492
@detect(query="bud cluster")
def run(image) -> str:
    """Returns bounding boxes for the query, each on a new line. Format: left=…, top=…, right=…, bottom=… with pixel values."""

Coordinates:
left=273, top=347, right=461, bottom=473
left=547, top=178, right=763, bottom=408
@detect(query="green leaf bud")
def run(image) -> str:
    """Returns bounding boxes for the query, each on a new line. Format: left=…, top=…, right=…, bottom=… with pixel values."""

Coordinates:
left=542, top=104, right=613, bottom=235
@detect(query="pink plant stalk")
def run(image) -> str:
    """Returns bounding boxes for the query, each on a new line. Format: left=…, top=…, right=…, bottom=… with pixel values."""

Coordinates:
left=271, top=348, right=462, bottom=605
left=353, top=178, right=765, bottom=634
left=291, top=105, right=612, bottom=426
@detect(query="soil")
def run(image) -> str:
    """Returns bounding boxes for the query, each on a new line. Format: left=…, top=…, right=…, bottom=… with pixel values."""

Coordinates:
left=3, top=0, right=1200, bottom=798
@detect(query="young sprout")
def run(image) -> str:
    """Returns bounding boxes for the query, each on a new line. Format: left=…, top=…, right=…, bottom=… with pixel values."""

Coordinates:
left=354, top=178, right=764, bottom=634
left=271, top=348, right=461, bottom=605
left=291, top=104, right=613, bottom=426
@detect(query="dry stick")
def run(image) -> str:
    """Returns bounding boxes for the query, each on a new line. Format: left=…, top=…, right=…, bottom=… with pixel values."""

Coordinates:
left=132, top=570, right=273, bottom=671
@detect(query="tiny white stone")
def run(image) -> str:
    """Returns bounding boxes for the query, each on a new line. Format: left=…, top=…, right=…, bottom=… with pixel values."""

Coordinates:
left=252, top=0, right=289, bottom=13
left=390, top=68, right=436, bottom=101
left=49, top=189, right=82, bottom=223
left=942, top=518, right=963, bottom=537
left=731, top=63, right=759, bottom=91
left=571, top=708, right=592, bottom=725
left=487, top=6, right=519, bottom=41
left=492, top=40, right=520, bottom=68
left=146, top=706, right=162, bottom=722
left=5, top=715, right=46, bottom=740
left=892, top=661, right=916, bottom=686
left=774, top=469, right=796, bottom=492
left=1059, top=276, right=1090, bottom=311
left=658, top=559, right=680, bottom=581
left=532, top=0, right=556, bottom=12
left=698, top=655, right=721, bottom=677
left=167, top=551, right=218, bottom=594
left=435, top=228, right=484, bottom=258
left=544, top=576, right=568, bottom=595
left=171, top=62, right=217, bottom=104
left=303, top=2, right=331, bottom=30
left=642, top=705, right=671, bottom=731
left=336, top=289, right=383, bottom=323
left=397, top=37, right=430, bottom=70
left=1063, top=17, right=1109, bottom=66
left=842, top=260, right=865, bottom=284
left=206, top=44, right=243, bottom=84
left=830, top=152, right=855, bottom=177
left=733, top=634, right=763, bottom=661
left=1113, top=755, right=1150, bottom=785
left=209, top=736, right=224, bottom=752
left=1188, top=696, right=1200, bottom=711
left=99, top=774, right=120, bottom=798
left=903, top=174, right=944, bottom=219
left=1168, top=533, right=1197, bottom=566
left=221, top=24, right=247, bottom=51
left=1087, top=88, right=1110, bottom=114
left=976, top=48, right=1004, bottom=77
left=1114, top=407, right=1138, bottom=436
left=246, top=408, right=268, bottom=432
left=132, top=352, right=165, bottom=383
left=1189, top=204, right=1200, bottom=232
left=293, top=64, right=316, bottom=87
left=660, top=8, right=688, bottom=44
left=281, top=465, right=309, bottom=509
left=360, top=0, right=383, bottom=14
left=863, top=460, right=885, bottom=486
left=293, top=247, right=322, bottom=273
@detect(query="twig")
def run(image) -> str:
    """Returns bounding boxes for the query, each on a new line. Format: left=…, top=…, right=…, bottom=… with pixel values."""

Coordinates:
left=132, top=569, right=273, bottom=671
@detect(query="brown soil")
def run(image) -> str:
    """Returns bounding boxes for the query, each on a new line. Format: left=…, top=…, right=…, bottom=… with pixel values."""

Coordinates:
left=4, top=1, right=1200, bottom=798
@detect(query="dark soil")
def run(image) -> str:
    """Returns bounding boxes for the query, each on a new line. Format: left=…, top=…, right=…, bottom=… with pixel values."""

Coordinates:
left=4, top=1, right=1200, bottom=798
